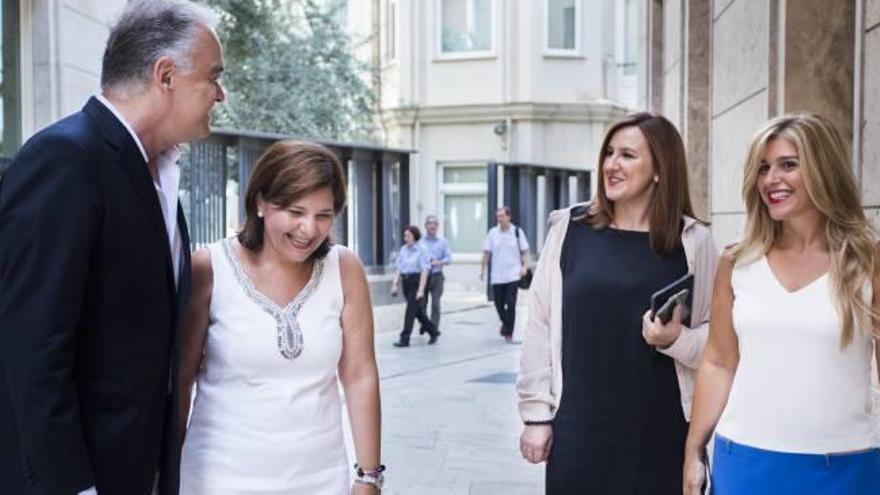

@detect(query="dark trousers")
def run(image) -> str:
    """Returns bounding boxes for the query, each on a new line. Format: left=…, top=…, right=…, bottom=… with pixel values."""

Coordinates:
left=492, top=281, right=519, bottom=336
left=419, top=272, right=445, bottom=329
left=400, top=273, right=437, bottom=342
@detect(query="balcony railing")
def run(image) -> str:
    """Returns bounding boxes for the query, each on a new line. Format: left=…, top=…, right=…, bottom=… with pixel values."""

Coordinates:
left=184, top=128, right=414, bottom=271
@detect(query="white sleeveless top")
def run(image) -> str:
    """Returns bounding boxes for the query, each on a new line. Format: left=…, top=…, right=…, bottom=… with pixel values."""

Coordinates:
left=180, top=240, right=349, bottom=494
left=716, top=256, right=878, bottom=453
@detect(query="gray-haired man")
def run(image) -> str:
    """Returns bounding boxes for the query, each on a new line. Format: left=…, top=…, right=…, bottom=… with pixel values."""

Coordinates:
left=418, top=215, right=452, bottom=332
left=0, top=1, right=224, bottom=494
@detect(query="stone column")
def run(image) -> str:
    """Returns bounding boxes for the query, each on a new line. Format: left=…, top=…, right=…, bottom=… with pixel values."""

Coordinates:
left=782, top=0, right=855, bottom=144
left=684, top=0, right=710, bottom=220
left=352, top=149, right=377, bottom=267
left=575, top=171, right=591, bottom=203
left=861, top=0, right=880, bottom=222
left=517, top=167, right=537, bottom=253
left=557, top=171, right=570, bottom=208
left=542, top=170, right=557, bottom=226
left=648, top=0, right=665, bottom=113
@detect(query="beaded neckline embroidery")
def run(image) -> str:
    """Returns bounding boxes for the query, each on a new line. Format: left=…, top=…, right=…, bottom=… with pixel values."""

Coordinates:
left=222, top=238, right=325, bottom=359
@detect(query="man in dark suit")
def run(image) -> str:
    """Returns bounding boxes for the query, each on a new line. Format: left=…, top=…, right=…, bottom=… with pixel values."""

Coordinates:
left=0, top=1, right=225, bottom=493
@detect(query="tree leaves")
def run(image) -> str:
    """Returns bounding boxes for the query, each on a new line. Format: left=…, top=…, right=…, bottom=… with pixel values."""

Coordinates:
left=201, top=0, right=376, bottom=142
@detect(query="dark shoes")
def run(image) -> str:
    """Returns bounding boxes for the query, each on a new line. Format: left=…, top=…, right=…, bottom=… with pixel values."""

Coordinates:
left=394, top=329, right=439, bottom=347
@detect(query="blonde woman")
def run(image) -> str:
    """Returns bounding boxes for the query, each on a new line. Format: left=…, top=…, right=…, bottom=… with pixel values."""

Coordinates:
left=683, top=114, right=880, bottom=494
left=518, top=113, right=718, bottom=493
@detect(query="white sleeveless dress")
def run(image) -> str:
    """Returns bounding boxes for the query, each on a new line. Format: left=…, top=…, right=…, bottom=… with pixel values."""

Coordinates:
left=180, top=239, right=349, bottom=494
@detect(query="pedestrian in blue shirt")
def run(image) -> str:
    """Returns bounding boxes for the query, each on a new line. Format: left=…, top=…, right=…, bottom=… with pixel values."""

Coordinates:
left=418, top=215, right=452, bottom=333
left=391, top=226, right=440, bottom=347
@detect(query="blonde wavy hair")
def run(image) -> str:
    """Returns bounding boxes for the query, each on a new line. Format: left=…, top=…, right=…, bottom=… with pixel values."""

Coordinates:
left=730, top=113, right=877, bottom=348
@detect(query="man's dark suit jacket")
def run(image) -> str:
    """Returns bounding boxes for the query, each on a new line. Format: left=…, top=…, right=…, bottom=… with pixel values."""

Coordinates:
left=0, top=97, right=191, bottom=494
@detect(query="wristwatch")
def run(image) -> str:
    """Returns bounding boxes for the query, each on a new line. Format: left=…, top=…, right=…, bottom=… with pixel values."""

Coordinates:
left=355, top=471, right=384, bottom=490
left=355, top=463, right=385, bottom=490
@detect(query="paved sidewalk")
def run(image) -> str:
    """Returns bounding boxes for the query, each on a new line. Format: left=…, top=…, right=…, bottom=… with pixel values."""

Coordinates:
left=355, top=279, right=880, bottom=495
left=365, top=287, right=544, bottom=494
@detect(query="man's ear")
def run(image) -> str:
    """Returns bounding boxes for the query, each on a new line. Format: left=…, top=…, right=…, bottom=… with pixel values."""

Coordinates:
left=153, top=56, right=176, bottom=90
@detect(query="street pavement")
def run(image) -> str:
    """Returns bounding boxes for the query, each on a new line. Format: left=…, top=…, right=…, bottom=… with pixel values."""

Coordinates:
left=350, top=272, right=545, bottom=494
left=342, top=265, right=880, bottom=495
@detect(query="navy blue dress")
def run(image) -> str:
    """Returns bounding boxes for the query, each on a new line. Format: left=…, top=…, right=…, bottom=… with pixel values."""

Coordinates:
left=546, top=218, right=689, bottom=494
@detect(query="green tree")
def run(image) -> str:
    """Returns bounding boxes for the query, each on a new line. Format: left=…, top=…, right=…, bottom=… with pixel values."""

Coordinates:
left=201, top=0, right=376, bottom=142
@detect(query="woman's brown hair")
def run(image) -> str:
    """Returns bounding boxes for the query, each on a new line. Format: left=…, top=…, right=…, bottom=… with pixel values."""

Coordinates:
left=577, top=112, right=700, bottom=254
left=402, top=225, right=422, bottom=243
left=238, top=140, right=347, bottom=259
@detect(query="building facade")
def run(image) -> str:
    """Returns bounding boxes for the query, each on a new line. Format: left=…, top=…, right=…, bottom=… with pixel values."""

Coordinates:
left=644, top=0, right=880, bottom=419
left=1, top=0, right=127, bottom=157
left=643, top=0, right=880, bottom=248
left=365, top=0, right=642, bottom=258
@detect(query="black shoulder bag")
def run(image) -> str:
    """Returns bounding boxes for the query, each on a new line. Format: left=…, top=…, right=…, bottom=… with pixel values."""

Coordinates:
left=515, top=227, right=533, bottom=289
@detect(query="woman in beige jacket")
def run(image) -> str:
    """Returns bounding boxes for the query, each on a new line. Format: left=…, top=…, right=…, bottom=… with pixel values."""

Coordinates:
left=517, top=113, right=718, bottom=493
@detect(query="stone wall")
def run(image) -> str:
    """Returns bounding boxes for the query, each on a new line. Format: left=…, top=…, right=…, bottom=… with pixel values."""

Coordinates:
left=862, top=0, right=880, bottom=426
left=861, top=0, right=880, bottom=228
left=648, top=0, right=880, bottom=426
left=28, top=0, right=126, bottom=137
left=708, top=0, right=769, bottom=249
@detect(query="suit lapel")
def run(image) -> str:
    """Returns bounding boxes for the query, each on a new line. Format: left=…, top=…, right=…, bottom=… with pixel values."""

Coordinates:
left=83, top=98, right=177, bottom=303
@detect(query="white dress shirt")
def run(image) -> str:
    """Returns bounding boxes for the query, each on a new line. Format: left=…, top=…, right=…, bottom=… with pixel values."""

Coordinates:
left=484, top=224, right=530, bottom=285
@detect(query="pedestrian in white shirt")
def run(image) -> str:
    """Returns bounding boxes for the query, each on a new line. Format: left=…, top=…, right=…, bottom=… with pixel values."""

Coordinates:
left=480, top=206, right=531, bottom=343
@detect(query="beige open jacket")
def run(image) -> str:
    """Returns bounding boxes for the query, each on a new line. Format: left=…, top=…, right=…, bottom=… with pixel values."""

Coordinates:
left=517, top=204, right=719, bottom=423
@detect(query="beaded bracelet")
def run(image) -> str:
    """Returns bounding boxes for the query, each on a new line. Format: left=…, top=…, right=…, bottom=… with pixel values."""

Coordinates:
left=355, top=463, right=386, bottom=477
left=523, top=419, right=553, bottom=426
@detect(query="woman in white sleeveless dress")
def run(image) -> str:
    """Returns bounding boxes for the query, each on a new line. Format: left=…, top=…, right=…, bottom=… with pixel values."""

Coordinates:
left=178, top=141, right=383, bottom=495
left=683, top=114, right=880, bottom=494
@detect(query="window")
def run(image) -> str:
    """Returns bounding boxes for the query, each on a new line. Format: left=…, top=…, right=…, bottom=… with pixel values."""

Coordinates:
left=439, top=163, right=487, bottom=253
left=385, top=0, right=397, bottom=61
left=439, top=0, right=493, bottom=56
left=545, top=0, right=579, bottom=55
left=622, top=0, right=638, bottom=75
left=613, top=0, right=639, bottom=108
left=0, top=0, right=20, bottom=166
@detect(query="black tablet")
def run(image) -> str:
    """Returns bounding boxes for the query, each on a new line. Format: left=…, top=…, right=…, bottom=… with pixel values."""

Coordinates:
left=650, top=272, right=694, bottom=326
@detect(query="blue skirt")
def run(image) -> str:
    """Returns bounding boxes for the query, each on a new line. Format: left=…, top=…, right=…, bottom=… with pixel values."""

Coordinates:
left=711, top=434, right=880, bottom=494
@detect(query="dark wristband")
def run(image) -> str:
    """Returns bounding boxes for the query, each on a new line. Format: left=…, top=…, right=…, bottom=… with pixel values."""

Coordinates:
left=524, top=419, right=553, bottom=426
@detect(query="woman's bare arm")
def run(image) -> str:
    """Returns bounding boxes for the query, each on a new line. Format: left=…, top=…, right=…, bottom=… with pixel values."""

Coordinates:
left=337, top=248, right=382, bottom=476
left=177, top=248, right=213, bottom=444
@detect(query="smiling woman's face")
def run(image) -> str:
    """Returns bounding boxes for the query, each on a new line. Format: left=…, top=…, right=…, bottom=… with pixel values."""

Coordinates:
left=602, top=125, right=655, bottom=208
left=756, top=137, right=816, bottom=222
left=259, top=186, right=335, bottom=263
